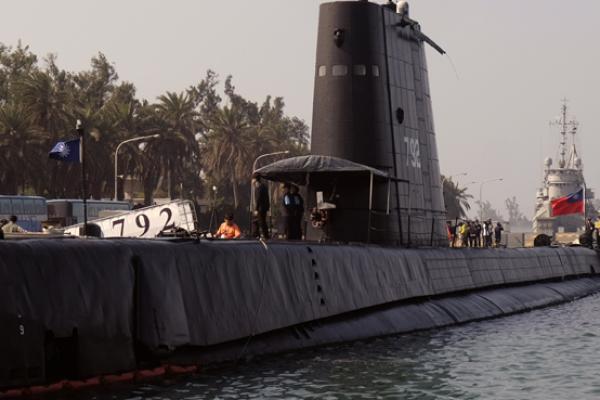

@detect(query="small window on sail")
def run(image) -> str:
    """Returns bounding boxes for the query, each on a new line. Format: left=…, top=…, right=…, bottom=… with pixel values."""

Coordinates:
left=372, top=65, right=380, bottom=77
left=318, top=65, right=327, bottom=77
left=353, top=65, right=367, bottom=76
left=396, top=108, right=405, bottom=124
left=332, top=65, right=348, bottom=76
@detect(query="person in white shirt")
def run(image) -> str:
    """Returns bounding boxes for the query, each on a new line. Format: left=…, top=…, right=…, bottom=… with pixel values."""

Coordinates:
left=2, top=215, right=27, bottom=233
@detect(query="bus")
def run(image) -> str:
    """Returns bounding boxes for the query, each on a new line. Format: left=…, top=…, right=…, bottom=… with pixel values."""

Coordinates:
left=47, top=199, right=131, bottom=227
left=0, top=195, right=48, bottom=232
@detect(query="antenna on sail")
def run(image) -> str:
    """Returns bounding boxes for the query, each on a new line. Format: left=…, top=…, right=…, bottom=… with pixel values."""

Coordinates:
left=391, top=1, right=446, bottom=55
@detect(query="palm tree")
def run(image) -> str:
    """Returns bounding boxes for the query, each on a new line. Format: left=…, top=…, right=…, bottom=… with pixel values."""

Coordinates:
left=155, top=91, right=199, bottom=199
left=442, top=176, right=472, bottom=220
left=17, top=67, right=74, bottom=196
left=0, top=102, right=48, bottom=194
left=203, top=105, right=251, bottom=208
left=18, top=69, right=69, bottom=133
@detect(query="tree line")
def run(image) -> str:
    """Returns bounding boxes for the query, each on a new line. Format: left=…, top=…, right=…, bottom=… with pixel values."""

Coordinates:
left=442, top=177, right=532, bottom=229
left=0, top=43, right=309, bottom=228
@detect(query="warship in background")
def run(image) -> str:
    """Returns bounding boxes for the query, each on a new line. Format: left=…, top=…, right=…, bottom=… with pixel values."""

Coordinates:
left=533, top=101, right=594, bottom=238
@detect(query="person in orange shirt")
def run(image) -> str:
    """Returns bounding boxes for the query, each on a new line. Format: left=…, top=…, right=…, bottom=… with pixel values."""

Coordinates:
left=215, top=213, right=241, bottom=239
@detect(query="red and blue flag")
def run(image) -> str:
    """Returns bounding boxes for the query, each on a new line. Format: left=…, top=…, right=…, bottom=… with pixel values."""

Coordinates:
left=551, top=188, right=584, bottom=216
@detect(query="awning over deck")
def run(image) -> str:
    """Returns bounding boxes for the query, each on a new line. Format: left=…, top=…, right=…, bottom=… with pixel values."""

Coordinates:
left=253, top=155, right=389, bottom=185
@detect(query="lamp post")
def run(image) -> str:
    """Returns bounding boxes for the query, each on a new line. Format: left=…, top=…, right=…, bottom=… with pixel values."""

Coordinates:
left=76, top=120, right=88, bottom=236
left=478, top=178, right=503, bottom=221
left=208, top=185, right=218, bottom=233
left=114, top=134, right=160, bottom=201
left=249, top=150, right=290, bottom=236
left=250, top=150, right=290, bottom=209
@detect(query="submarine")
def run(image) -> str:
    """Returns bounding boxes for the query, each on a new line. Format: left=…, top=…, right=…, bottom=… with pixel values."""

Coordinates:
left=1, top=0, right=600, bottom=392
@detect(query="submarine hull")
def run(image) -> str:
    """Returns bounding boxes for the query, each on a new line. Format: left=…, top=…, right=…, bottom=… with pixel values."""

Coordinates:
left=1, top=239, right=598, bottom=387
left=168, top=276, right=600, bottom=366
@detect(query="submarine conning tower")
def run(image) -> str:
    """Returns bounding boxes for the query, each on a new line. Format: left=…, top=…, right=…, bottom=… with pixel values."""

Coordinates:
left=311, top=0, right=447, bottom=246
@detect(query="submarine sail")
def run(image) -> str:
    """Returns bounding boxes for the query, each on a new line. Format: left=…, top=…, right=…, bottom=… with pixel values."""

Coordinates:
left=311, top=1, right=446, bottom=246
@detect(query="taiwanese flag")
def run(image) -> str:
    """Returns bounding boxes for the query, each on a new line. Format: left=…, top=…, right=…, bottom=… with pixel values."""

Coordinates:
left=551, top=188, right=584, bottom=216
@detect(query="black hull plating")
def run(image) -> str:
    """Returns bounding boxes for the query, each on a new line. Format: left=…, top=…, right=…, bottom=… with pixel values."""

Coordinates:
left=167, top=276, right=600, bottom=366
left=0, top=239, right=598, bottom=388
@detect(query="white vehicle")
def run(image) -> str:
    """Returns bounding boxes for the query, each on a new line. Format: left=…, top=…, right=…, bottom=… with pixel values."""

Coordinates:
left=64, top=200, right=196, bottom=238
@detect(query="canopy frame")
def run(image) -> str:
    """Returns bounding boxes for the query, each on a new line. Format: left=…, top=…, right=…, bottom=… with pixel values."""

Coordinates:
left=254, top=155, right=409, bottom=243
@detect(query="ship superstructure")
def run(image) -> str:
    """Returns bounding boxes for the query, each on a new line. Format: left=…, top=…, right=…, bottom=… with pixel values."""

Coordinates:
left=533, top=101, right=593, bottom=235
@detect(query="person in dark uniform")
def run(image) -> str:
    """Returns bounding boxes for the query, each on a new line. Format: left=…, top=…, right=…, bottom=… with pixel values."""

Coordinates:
left=494, top=222, right=504, bottom=247
left=281, top=183, right=293, bottom=239
left=473, top=219, right=482, bottom=247
left=594, top=217, right=600, bottom=249
left=584, top=218, right=595, bottom=248
left=289, top=185, right=304, bottom=240
left=252, top=175, right=270, bottom=239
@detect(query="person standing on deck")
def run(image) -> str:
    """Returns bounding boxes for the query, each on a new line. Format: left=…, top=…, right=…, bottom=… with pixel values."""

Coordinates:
left=494, top=222, right=504, bottom=247
left=594, top=217, right=600, bottom=248
left=289, top=185, right=304, bottom=240
left=252, top=175, right=270, bottom=239
left=281, top=184, right=293, bottom=239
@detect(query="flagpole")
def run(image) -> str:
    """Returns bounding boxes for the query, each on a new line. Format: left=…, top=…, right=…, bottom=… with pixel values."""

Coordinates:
left=76, top=120, right=88, bottom=236
left=583, top=178, right=587, bottom=224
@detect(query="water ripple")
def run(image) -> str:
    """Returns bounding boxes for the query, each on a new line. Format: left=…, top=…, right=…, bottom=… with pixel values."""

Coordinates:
left=67, top=293, right=600, bottom=400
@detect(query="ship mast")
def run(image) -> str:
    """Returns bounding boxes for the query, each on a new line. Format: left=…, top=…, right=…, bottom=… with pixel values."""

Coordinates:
left=568, top=113, right=579, bottom=168
left=551, top=98, right=578, bottom=169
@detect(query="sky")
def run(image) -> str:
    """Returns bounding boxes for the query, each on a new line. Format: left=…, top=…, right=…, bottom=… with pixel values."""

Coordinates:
left=1, top=0, right=600, bottom=218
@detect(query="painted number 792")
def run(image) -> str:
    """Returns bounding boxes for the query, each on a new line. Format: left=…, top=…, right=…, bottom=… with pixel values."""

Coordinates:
left=404, top=137, right=421, bottom=168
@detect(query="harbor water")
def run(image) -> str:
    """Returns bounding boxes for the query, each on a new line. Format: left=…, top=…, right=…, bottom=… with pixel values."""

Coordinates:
left=69, top=293, right=600, bottom=400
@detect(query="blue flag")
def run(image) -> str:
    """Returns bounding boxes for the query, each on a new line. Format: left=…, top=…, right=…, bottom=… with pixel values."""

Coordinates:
left=49, top=139, right=80, bottom=162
